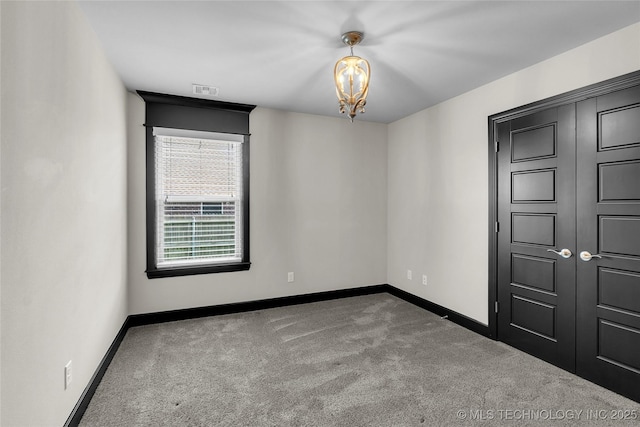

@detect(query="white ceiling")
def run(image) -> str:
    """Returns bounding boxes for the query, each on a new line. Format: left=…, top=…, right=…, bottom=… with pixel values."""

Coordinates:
left=77, top=1, right=640, bottom=123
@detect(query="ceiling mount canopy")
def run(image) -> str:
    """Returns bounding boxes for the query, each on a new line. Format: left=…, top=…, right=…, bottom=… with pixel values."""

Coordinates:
left=334, top=31, right=370, bottom=122
left=341, top=31, right=364, bottom=47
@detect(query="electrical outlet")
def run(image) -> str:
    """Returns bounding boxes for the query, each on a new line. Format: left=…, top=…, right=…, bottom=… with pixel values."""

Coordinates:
left=287, top=272, right=294, bottom=283
left=407, top=270, right=412, bottom=280
left=422, top=275, right=428, bottom=286
left=64, top=360, right=72, bottom=390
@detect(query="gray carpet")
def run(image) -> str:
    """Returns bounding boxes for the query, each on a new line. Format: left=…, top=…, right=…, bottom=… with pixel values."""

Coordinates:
left=79, top=293, right=639, bottom=426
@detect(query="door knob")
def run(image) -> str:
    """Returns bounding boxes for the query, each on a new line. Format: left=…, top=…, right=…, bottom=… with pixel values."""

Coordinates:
left=547, top=248, right=573, bottom=259
left=580, top=251, right=602, bottom=262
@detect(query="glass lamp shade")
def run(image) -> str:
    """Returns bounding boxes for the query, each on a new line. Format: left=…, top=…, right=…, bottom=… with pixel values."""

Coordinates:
left=334, top=55, right=370, bottom=121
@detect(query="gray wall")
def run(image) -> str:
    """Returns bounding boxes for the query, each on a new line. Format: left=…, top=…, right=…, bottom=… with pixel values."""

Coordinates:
left=128, top=97, right=389, bottom=314
left=387, top=22, right=640, bottom=324
left=0, top=2, right=128, bottom=425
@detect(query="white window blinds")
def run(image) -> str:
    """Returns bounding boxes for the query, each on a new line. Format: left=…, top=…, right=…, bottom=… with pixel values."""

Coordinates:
left=153, top=127, right=244, bottom=267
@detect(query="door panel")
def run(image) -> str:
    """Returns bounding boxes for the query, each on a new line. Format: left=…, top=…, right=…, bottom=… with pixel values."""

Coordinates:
left=599, top=160, right=640, bottom=201
left=512, top=169, right=556, bottom=202
left=598, top=320, right=640, bottom=372
left=512, top=254, right=556, bottom=293
left=598, top=268, right=640, bottom=313
left=576, top=85, right=640, bottom=402
left=511, top=295, right=556, bottom=339
left=599, top=217, right=640, bottom=256
left=599, top=104, right=640, bottom=149
left=497, top=105, right=576, bottom=372
left=512, top=214, right=556, bottom=246
left=511, top=124, right=556, bottom=161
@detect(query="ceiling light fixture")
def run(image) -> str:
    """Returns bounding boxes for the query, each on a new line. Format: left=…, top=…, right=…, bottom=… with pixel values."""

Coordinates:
left=334, top=31, right=370, bottom=122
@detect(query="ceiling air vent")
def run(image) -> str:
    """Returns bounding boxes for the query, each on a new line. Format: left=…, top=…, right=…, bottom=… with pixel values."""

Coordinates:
left=192, top=84, right=219, bottom=96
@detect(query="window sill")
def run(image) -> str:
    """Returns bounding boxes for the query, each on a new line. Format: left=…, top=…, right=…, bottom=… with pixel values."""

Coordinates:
left=146, top=261, right=251, bottom=279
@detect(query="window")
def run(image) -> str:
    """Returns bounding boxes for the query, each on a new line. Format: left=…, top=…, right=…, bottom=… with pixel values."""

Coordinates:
left=154, top=128, right=244, bottom=267
left=139, top=91, right=255, bottom=278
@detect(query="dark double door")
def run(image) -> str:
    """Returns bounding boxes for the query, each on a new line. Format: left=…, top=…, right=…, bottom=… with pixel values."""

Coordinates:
left=497, top=84, right=640, bottom=401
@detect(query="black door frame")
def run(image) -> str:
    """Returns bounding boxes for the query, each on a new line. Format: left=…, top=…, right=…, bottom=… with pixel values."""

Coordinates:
left=487, top=69, right=640, bottom=340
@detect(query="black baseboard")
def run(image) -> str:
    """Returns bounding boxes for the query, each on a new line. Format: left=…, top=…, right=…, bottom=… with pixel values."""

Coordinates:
left=386, top=286, right=492, bottom=338
left=64, top=317, right=132, bottom=427
left=66, top=283, right=489, bottom=425
left=128, top=284, right=389, bottom=327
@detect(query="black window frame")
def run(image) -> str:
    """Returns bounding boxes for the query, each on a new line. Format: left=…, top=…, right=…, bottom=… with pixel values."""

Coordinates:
left=138, top=91, right=255, bottom=279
